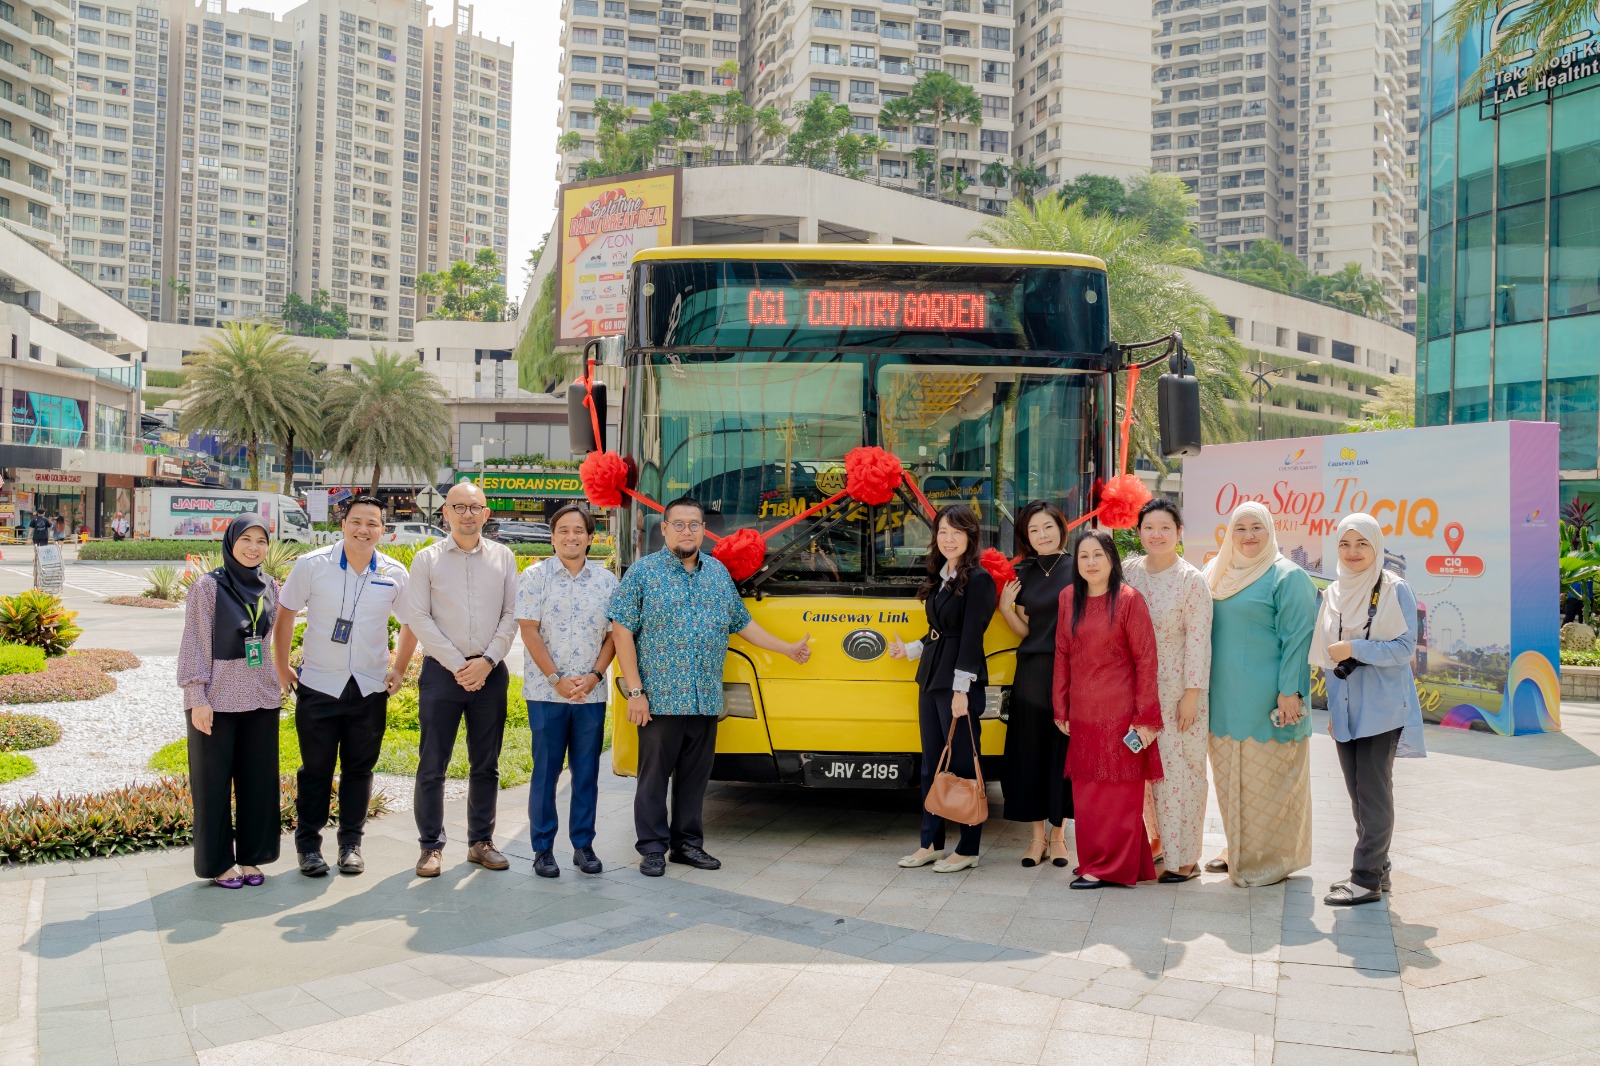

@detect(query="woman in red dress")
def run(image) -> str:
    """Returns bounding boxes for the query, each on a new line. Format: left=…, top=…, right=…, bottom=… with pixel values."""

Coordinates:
left=1053, top=529, right=1164, bottom=888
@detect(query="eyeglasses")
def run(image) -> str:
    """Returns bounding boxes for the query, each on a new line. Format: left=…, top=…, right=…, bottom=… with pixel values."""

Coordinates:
left=667, top=520, right=704, bottom=532
left=449, top=503, right=487, bottom=515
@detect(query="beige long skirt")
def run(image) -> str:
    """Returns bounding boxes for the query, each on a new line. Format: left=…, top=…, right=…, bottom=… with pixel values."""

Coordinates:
left=1207, top=734, right=1312, bottom=887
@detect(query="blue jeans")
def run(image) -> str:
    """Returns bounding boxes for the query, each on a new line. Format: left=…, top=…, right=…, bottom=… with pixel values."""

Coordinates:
left=527, top=699, right=606, bottom=852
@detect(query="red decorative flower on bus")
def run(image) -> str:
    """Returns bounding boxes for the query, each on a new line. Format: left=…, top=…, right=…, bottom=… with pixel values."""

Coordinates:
left=978, top=548, right=1016, bottom=590
left=1097, top=473, right=1152, bottom=530
left=713, top=527, right=767, bottom=583
left=579, top=450, right=631, bottom=508
left=844, top=446, right=903, bottom=506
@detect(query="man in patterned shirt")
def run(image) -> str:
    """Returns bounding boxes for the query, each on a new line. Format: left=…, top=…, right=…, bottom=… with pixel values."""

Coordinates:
left=610, top=497, right=813, bottom=877
left=517, top=503, right=617, bottom=879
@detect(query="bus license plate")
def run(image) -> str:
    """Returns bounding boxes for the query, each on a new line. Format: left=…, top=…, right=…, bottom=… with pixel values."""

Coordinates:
left=802, top=754, right=911, bottom=788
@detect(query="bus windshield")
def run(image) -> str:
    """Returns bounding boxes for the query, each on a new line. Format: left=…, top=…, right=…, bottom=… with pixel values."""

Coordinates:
left=621, top=352, right=1102, bottom=590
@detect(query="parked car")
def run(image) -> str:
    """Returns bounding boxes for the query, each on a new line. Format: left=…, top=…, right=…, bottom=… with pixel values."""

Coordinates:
left=384, top=521, right=447, bottom=545
left=485, top=519, right=551, bottom=545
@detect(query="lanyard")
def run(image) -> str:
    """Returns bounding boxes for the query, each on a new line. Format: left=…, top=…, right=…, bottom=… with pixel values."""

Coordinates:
left=243, top=595, right=266, bottom=638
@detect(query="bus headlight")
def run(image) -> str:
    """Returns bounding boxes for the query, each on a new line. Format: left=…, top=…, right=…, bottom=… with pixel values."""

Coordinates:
left=722, top=683, right=757, bottom=719
left=983, top=688, right=1005, bottom=720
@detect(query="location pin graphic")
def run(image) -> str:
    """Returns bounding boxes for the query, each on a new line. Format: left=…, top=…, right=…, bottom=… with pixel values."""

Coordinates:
left=1444, top=522, right=1464, bottom=555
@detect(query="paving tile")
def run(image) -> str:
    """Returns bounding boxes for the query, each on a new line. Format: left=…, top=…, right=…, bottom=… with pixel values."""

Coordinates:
left=1039, top=1030, right=1148, bottom=1066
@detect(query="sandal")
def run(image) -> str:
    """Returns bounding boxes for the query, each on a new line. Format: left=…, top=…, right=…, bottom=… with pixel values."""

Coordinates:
left=1021, top=839, right=1047, bottom=868
left=1324, top=880, right=1382, bottom=906
left=1048, top=839, right=1069, bottom=868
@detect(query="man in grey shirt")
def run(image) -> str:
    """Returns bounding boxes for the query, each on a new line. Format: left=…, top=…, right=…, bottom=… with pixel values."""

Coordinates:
left=402, top=481, right=519, bottom=878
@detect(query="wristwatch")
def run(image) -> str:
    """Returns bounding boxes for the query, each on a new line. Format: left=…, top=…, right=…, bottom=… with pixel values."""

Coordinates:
left=588, top=670, right=605, bottom=684
left=622, top=684, right=645, bottom=699
left=545, top=670, right=561, bottom=687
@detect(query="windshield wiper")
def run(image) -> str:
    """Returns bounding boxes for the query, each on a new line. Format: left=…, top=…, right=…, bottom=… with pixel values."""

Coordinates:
left=742, top=484, right=936, bottom=596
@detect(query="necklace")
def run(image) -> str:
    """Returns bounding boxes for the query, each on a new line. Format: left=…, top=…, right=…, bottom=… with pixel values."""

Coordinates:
left=1035, top=552, right=1063, bottom=578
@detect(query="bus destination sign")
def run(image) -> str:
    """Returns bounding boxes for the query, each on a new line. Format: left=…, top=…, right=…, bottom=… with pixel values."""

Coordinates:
left=737, top=286, right=991, bottom=332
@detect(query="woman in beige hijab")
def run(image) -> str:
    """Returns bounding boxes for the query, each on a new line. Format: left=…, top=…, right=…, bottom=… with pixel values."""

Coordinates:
left=1201, top=501, right=1319, bottom=887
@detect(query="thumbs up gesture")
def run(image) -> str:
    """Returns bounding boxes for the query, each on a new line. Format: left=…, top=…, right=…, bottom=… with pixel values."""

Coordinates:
left=787, top=633, right=813, bottom=665
left=888, top=630, right=907, bottom=660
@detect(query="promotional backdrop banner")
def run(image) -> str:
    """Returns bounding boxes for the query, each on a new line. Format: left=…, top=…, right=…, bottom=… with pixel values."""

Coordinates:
left=555, top=169, right=680, bottom=344
left=1181, top=421, right=1560, bottom=736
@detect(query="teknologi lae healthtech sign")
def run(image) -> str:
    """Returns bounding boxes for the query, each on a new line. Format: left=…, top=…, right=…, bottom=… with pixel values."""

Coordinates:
left=1181, top=422, right=1560, bottom=735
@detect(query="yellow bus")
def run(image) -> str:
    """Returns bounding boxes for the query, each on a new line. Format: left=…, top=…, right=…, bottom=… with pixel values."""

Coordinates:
left=576, top=244, right=1199, bottom=789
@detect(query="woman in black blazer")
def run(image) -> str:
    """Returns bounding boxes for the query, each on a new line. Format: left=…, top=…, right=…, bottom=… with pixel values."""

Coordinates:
left=889, top=505, right=997, bottom=873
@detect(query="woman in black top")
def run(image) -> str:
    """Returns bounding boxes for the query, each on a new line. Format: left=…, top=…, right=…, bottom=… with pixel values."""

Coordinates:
left=889, top=505, right=997, bottom=873
left=997, top=501, right=1075, bottom=867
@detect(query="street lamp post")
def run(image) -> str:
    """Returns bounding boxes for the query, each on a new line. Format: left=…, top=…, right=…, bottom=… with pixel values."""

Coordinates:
left=1244, top=359, right=1319, bottom=441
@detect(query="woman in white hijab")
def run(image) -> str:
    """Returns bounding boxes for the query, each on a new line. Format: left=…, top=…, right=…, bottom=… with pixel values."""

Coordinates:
left=1201, top=501, right=1319, bottom=887
left=1311, top=513, right=1426, bottom=906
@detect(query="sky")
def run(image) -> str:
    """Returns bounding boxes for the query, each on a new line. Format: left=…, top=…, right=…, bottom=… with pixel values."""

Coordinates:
left=240, top=0, right=564, bottom=297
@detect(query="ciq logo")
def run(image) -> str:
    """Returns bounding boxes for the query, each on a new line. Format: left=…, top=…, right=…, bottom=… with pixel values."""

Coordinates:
left=842, top=629, right=887, bottom=662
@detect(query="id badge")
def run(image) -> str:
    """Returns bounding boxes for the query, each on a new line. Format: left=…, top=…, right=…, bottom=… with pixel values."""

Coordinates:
left=244, top=638, right=265, bottom=668
left=331, top=617, right=354, bottom=645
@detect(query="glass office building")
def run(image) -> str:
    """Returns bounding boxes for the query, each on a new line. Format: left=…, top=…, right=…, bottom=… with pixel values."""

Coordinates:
left=1419, top=4, right=1600, bottom=504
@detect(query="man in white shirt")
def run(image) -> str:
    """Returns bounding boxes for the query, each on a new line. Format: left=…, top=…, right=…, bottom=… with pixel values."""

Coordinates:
left=401, top=481, right=519, bottom=878
left=274, top=495, right=416, bottom=877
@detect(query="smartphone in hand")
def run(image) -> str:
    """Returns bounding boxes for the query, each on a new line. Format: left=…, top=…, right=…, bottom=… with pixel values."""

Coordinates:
left=1122, top=728, right=1144, bottom=754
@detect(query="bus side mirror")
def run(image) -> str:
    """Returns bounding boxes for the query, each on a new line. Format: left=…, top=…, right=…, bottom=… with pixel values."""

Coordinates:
left=568, top=380, right=607, bottom=454
left=1158, top=364, right=1202, bottom=458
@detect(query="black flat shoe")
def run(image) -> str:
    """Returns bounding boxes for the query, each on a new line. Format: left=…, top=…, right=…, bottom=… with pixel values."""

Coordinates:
left=1325, top=880, right=1383, bottom=906
left=1158, top=869, right=1200, bottom=883
left=1071, top=875, right=1109, bottom=890
left=640, top=853, right=666, bottom=877
left=337, top=847, right=364, bottom=875
left=669, top=845, right=721, bottom=870
left=1204, top=857, right=1229, bottom=874
left=298, top=852, right=329, bottom=877
left=573, top=846, right=603, bottom=875
left=533, top=850, right=560, bottom=878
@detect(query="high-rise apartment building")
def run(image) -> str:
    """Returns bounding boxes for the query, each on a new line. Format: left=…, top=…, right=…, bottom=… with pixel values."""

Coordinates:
left=1293, top=0, right=1412, bottom=324
left=1012, top=2, right=1154, bottom=183
left=162, top=2, right=293, bottom=328
left=65, top=3, right=164, bottom=313
left=287, top=0, right=426, bottom=341
left=421, top=0, right=511, bottom=308
left=1150, top=1, right=1297, bottom=254
left=554, top=0, right=742, bottom=184
left=0, top=0, right=72, bottom=255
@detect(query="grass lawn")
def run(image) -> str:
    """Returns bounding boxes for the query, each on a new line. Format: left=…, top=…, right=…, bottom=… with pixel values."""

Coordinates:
left=0, top=751, right=36, bottom=784
left=150, top=685, right=612, bottom=791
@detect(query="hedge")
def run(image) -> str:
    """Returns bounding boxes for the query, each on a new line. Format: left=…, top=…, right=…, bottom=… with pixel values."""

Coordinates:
left=0, top=776, right=391, bottom=864
left=71, top=648, right=141, bottom=673
left=0, top=658, right=116, bottom=705
left=0, top=645, right=46, bottom=677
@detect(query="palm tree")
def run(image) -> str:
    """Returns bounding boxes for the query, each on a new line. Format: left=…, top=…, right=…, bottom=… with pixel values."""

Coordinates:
left=979, top=159, right=1010, bottom=201
left=1305, top=262, right=1390, bottom=319
left=907, top=71, right=982, bottom=194
left=877, top=96, right=916, bottom=187
left=180, top=323, right=322, bottom=491
left=1444, top=0, right=1594, bottom=103
left=323, top=349, right=451, bottom=496
left=1210, top=239, right=1310, bottom=293
left=1010, top=164, right=1050, bottom=208
left=972, top=198, right=1248, bottom=467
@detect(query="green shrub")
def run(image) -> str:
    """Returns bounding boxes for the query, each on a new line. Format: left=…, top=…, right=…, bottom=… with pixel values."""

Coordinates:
left=0, top=644, right=46, bottom=677
left=1562, top=648, right=1600, bottom=667
left=0, top=712, right=62, bottom=751
left=0, top=658, right=114, bottom=704
left=0, top=591, right=82, bottom=657
left=0, top=775, right=390, bottom=864
left=105, top=596, right=182, bottom=610
left=144, top=369, right=189, bottom=389
left=71, top=648, right=141, bottom=673
left=81, top=540, right=313, bottom=563
left=143, top=564, right=186, bottom=601
left=0, top=752, right=35, bottom=785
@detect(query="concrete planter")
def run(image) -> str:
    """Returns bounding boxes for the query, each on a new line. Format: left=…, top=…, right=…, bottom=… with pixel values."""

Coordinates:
left=1561, top=664, right=1600, bottom=702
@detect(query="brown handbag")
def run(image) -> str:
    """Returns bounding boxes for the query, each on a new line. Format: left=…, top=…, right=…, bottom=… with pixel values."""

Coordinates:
left=924, top=715, right=988, bottom=826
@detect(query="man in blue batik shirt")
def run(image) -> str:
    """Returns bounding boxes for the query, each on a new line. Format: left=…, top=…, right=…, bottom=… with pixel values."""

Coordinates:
left=609, top=497, right=813, bottom=877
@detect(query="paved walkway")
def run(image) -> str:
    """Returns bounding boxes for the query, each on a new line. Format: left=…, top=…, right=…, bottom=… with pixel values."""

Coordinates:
left=3, top=693, right=1598, bottom=1066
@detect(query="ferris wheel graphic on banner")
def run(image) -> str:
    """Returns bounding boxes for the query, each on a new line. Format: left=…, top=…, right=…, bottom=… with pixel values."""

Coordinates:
left=1428, top=600, right=1467, bottom=656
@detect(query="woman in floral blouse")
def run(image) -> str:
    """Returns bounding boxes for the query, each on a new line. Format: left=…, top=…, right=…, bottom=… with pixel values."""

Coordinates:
left=177, top=514, right=284, bottom=888
left=1123, top=498, right=1213, bottom=882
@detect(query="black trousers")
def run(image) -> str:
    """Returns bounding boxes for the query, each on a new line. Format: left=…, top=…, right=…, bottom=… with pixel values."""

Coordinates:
left=415, top=658, right=509, bottom=850
left=293, top=678, right=388, bottom=855
left=1336, top=727, right=1401, bottom=891
left=634, top=714, right=718, bottom=856
left=187, top=706, right=281, bottom=879
left=999, top=653, right=1072, bottom=826
left=919, top=687, right=984, bottom=856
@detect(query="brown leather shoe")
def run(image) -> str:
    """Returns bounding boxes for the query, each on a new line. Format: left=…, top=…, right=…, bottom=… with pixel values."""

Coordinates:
left=415, top=849, right=443, bottom=878
left=467, top=841, right=509, bottom=870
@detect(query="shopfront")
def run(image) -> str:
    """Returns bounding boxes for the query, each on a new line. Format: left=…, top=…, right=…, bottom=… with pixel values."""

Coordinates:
left=11, top=469, right=94, bottom=536
left=454, top=470, right=586, bottom=522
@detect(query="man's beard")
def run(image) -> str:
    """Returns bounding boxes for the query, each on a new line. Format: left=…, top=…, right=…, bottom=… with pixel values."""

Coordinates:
left=671, top=544, right=699, bottom=560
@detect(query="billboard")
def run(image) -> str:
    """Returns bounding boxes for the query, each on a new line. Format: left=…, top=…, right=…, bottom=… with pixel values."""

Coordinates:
left=1181, top=422, right=1560, bottom=736
left=13, top=392, right=88, bottom=447
left=555, top=169, right=680, bottom=344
